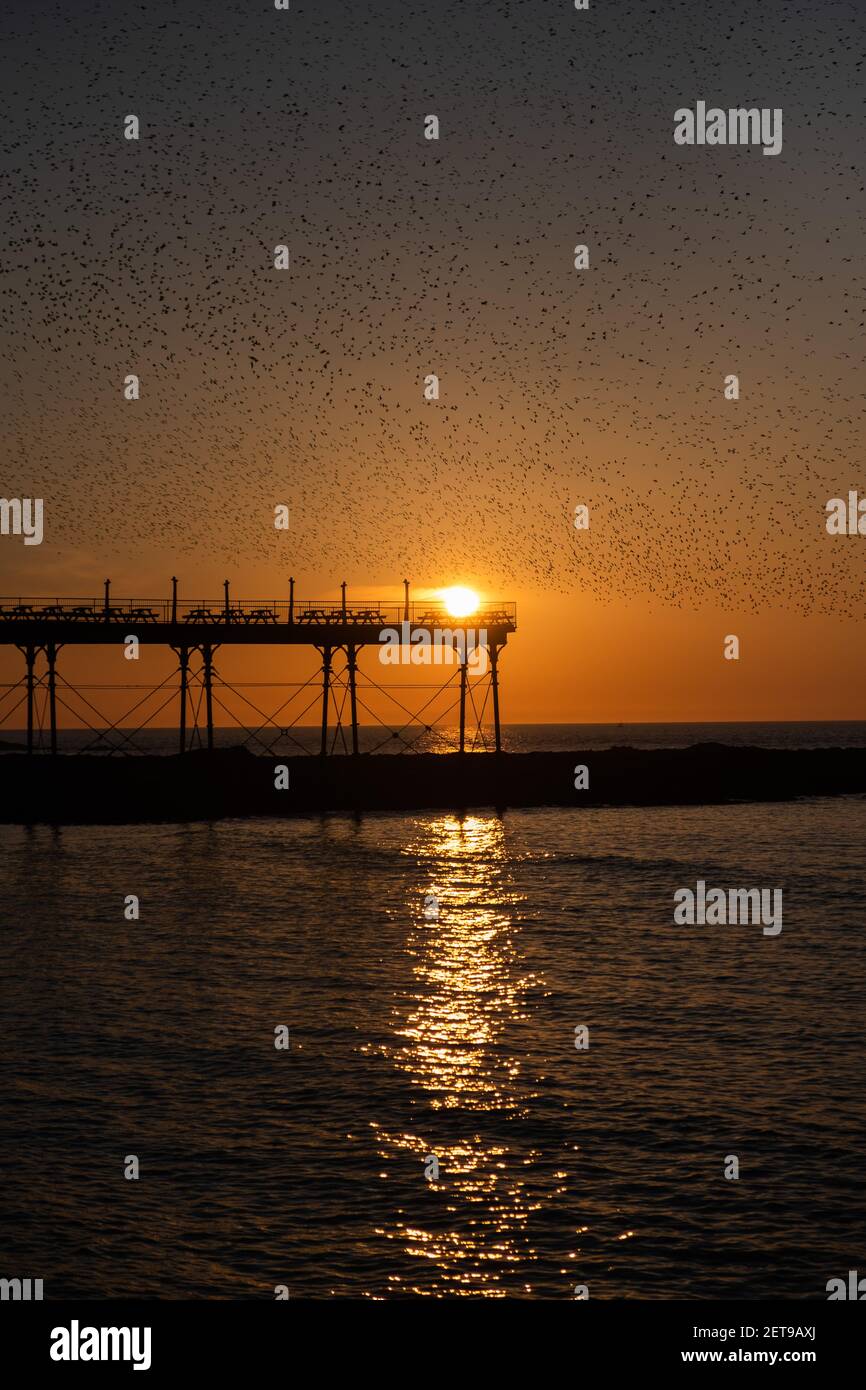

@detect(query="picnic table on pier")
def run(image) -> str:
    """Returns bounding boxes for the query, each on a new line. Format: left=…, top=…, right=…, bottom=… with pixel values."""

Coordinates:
left=245, top=607, right=278, bottom=623
left=296, top=607, right=386, bottom=624
left=296, top=608, right=339, bottom=624
left=346, top=607, right=386, bottom=623
left=183, top=606, right=244, bottom=623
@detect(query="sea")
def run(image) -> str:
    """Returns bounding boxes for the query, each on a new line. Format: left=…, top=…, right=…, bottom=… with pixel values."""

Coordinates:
left=3, top=718, right=866, bottom=756
left=1, top=722, right=864, bottom=1299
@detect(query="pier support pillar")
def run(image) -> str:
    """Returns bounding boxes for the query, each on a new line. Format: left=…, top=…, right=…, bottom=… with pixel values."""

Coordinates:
left=320, top=646, right=332, bottom=757
left=203, top=644, right=215, bottom=751
left=24, top=645, right=36, bottom=754
left=47, top=642, right=58, bottom=755
left=490, top=643, right=502, bottom=754
left=177, top=647, right=189, bottom=755
left=347, top=644, right=359, bottom=756
left=459, top=650, right=468, bottom=755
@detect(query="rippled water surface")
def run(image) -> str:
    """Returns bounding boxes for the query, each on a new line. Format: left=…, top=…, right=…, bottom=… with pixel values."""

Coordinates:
left=2, top=798, right=865, bottom=1298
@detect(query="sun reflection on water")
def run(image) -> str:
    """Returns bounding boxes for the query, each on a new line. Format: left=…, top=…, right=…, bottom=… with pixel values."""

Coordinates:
left=395, top=815, right=536, bottom=1112
left=369, top=814, right=558, bottom=1296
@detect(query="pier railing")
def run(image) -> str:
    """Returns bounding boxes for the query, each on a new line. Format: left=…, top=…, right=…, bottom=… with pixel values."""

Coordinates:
left=0, top=598, right=517, bottom=629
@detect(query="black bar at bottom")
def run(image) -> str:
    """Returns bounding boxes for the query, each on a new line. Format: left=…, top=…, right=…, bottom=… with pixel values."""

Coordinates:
left=3, top=1299, right=861, bottom=1377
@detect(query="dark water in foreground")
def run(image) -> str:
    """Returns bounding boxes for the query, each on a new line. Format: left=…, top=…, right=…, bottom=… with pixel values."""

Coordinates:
left=2, top=795, right=865, bottom=1299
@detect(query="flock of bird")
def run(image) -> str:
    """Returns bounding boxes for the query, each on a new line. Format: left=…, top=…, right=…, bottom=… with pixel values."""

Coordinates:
left=1, top=0, right=863, bottom=616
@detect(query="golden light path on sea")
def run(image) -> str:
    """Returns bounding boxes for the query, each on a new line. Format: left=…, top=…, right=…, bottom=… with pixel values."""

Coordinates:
left=368, top=815, right=570, bottom=1296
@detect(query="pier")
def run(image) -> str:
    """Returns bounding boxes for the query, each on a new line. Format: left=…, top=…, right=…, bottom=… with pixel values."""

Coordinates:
left=0, top=581, right=517, bottom=756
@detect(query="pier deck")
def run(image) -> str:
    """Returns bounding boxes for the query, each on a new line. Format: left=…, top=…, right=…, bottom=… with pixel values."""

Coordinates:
left=0, top=597, right=517, bottom=645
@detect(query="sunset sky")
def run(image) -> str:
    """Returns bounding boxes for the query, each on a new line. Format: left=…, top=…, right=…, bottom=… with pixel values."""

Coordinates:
left=2, top=0, right=863, bottom=724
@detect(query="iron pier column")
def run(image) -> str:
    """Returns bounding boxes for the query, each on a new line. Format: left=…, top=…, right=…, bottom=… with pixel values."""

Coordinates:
left=490, top=643, right=502, bottom=754
left=178, top=647, right=189, bottom=754
left=459, top=648, right=468, bottom=755
left=203, top=644, right=215, bottom=751
left=347, top=644, right=359, bottom=756
left=47, top=642, right=58, bottom=755
left=320, top=646, right=332, bottom=757
left=25, top=645, right=36, bottom=754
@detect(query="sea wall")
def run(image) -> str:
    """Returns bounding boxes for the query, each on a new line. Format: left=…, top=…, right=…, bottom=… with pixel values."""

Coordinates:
left=2, top=744, right=865, bottom=824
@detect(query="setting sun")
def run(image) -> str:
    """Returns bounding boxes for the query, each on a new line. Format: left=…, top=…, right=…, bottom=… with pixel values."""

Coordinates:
left=440, top=586, right=479, bottom=618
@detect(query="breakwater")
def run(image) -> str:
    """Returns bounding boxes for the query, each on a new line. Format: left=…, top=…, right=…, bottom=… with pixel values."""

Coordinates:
left=2, top=743, right=865, bottom=824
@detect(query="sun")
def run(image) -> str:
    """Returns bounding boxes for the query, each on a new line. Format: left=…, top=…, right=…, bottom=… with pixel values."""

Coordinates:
left=441, top=585, right=479, bottom=618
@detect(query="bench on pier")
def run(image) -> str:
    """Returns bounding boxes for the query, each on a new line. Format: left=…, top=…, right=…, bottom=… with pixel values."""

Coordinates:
left=182, top=607, right=280, bottom=625
left=184, top=607, right=242, bottom=623
left=0, top=604, right=43, bottom=619
left=345, top=608, right=386, bottom=623
left=296, top=607, right=385, bottom=624
left=296, top=608, right=339, bottom=624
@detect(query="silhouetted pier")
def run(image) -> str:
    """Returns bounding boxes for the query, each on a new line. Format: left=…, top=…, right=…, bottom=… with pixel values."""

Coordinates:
left=0, top=580, right=517, bottom=756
